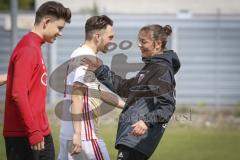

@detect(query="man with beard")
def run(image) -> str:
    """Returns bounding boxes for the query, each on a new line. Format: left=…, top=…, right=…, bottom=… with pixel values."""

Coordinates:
left=58, top=15, right=125, bottom=160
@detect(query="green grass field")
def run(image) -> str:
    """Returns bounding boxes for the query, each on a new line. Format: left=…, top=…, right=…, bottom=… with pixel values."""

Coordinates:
left=1, top=123, right=240, bottom=160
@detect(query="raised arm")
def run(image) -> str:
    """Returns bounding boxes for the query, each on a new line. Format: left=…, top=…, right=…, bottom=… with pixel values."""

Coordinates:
left=97, top=83, right=125, bottom=109
left=81, top=57, right=135, bottom=98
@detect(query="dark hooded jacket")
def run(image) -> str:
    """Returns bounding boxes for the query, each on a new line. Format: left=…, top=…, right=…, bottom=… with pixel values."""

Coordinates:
left=94, top=50, right=181, bottom=157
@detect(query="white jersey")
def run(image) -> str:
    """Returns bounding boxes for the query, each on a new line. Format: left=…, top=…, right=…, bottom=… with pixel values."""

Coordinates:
left=60, top=45, right=103, bottom=141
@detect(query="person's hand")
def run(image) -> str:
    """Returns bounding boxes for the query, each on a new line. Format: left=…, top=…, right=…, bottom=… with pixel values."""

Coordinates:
left=0, top=73, right=7, bottom=86
left=30, top=138, right=45, bottom=151
left=80, top=57, right=102, bottom=72
left=131, top=120, right=148, bottom=136
left=71, top=133, right=82, bottom=155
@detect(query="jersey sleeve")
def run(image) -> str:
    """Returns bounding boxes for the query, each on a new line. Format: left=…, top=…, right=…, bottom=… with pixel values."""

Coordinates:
left=72, top=66, right=87, bottom=84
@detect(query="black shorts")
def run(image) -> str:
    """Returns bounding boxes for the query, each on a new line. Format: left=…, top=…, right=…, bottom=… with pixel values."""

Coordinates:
left=4, top=134, right=55, bottom=160
left=117, top=144, right=148, bottom=160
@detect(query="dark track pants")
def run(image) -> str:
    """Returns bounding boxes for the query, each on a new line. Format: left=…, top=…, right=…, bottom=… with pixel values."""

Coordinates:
left=117, top=145, right=148, bottom=160
left=5, top=134, right=55, bottom=160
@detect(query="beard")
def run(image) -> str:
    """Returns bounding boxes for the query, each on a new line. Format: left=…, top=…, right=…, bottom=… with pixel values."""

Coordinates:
left=98, top=41, right=109, bottom=53
left=101, top=45, right=108, bottom=53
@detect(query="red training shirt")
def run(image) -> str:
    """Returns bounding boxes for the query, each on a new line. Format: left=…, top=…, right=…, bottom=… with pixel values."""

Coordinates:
left=3, top=32, right=50, bottom=145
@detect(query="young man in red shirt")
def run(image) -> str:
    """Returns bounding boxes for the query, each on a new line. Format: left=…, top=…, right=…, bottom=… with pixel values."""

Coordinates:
left=3, top=1, right=71, bottom=160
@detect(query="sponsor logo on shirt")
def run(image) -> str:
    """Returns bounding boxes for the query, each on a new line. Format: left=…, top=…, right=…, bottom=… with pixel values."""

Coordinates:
left=137, top=73, right=145, bottom=83
left=41, top=58, right=47, bottom=86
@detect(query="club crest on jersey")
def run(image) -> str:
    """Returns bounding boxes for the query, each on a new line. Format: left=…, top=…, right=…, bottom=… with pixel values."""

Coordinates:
left=137, top=74, right=145, bottom=83
left=41, top=72, right=47, bottom=86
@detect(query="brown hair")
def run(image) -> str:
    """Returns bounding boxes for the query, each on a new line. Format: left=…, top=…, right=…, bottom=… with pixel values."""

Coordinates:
left=34, top=1, right=71, bottom=25
left=85, top=15, right=113, bottom=40
left=140, top=24, right=172, bottom=50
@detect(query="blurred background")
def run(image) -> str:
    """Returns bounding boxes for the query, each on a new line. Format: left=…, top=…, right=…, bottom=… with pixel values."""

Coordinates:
left=0, top=0, right=240, bottom=159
